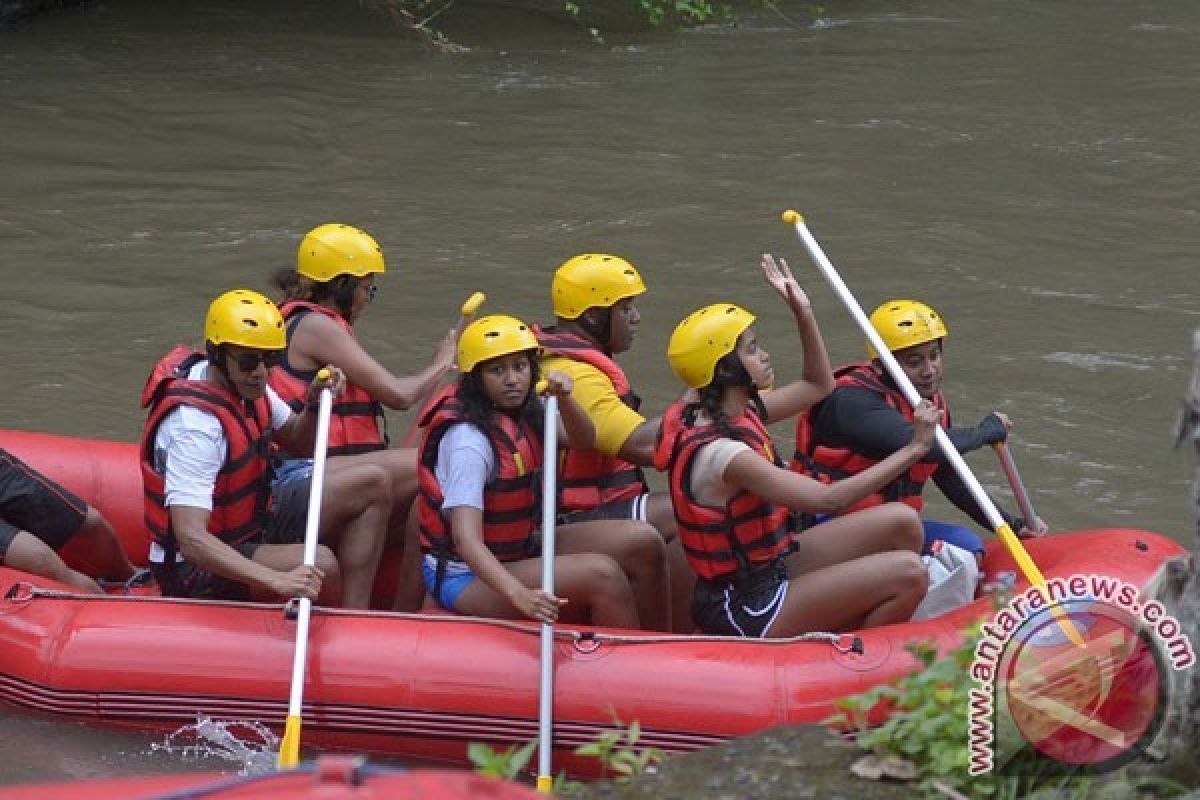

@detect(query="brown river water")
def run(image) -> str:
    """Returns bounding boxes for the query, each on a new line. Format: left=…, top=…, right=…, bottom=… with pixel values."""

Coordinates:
left=1, top=0, right=1197, bottom=786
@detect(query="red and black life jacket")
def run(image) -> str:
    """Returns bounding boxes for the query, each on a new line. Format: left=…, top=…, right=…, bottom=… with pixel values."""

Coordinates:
left=139, top=346, right=274, bottom=552
left=534, top=325, right=647, bottom=511
left=416, top=384, right=541, bottom=566
left=791, top=362, right=945, bottom=513
left=652, top=401, right=794, bottom=582
left=270, top=301, right=387, bottom=456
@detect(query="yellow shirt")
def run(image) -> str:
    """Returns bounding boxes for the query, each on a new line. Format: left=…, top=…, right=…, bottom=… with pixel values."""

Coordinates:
left=541, top=354, right=645, bottom=458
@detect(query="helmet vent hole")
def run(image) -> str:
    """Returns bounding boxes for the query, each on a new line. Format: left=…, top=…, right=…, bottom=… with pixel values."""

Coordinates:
left=244, top=319, right=259, bottom=329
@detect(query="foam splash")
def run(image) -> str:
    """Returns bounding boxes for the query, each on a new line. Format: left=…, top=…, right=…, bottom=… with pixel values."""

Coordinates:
left=149, top=715, right=280, bottom=774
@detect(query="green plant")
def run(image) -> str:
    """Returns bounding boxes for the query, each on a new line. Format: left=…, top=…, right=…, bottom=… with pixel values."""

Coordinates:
left=467, top=740, right=537, bottom=781
left=575, top=715, right=665, bottom=780
left=468, top=714, right=665, bottom=793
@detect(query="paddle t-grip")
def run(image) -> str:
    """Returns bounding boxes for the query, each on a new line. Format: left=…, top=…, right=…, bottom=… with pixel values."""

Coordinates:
left=461, top=292, right=486, bottom=317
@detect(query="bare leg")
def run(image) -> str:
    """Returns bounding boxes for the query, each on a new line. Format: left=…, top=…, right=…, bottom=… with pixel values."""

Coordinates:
left=68, top=507, right=138, bottom=581
left=645, top=493, right=695, bottom=633
left=391, top=501, right=427, bottom=612
left=789, top=503, right=923, bottom=576
left=556, top=519, right=669, bottom=631
left=329, top=449, right=419, bottom=548
left=4, top=531, right=104, bottom=593
left=454, top=554, right=639, bottom=629
left=769, top=551, right=928, bottom=637
left=252, top=543, right=342, bottom=606
left=316, top=463, right=391, bottom=609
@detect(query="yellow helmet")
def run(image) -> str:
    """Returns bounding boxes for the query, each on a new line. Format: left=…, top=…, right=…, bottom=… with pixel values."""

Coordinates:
left=667, top=303, right=756, bottom=389
left=866, top=299, right=948, bottom=359
left=458, top=315, right=541, bottom=373
left=551, top=253, right=647, bottom=319
left=297, top=223, right=386, bottom=282
left=204, top=289, right=287, bottom=350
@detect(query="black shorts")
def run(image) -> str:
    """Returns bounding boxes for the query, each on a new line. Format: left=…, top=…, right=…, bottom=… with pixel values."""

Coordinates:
left=692, top=559, right=790, bottom=638
left=556, top=494, right=650, bottom=526
left=0, top=448, right=87, bottom=560
left=152, top=477, right=311, bottom=601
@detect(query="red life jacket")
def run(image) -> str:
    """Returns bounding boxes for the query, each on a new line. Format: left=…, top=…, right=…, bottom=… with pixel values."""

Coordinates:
left=652, top=401, right=794, bottom=582
left=416, top=384, right=541, bottom=564
left=270, top=301, right=387, bottom=456
left=534, top=325, right=647, bottom=511
left=139, top=346, right=273, bottom=551
left=791, top=362, right=945, bottom=513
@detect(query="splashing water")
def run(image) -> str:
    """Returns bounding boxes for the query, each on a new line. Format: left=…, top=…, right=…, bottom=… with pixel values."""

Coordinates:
left=149, top=716, right=280, bottom=774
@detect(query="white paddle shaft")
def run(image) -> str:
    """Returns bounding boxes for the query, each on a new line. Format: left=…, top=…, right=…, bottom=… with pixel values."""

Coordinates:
left=285, top=386, right=333, bottom=720
left=537, top=394, right=559, bottom=788
left=790, top=219, right=1007, bottom=530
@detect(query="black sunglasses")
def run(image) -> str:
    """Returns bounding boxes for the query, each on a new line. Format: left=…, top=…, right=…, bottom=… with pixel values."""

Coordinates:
left=365, top=284, right=378, bottom=302
left=229, top=349, right=283, bottom=372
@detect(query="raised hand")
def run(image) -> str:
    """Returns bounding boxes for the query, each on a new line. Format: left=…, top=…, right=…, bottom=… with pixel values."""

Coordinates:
left=760, top=253, right=811, bottom=311
left=432, top=328, right=457, bottom=374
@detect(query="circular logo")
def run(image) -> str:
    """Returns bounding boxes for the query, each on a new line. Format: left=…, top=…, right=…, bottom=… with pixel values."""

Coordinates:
left=998, top=601, right=1167, bottom=771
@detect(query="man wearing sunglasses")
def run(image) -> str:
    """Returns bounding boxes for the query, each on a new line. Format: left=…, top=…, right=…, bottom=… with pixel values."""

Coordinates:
left=140, top=289, right=392, bottom=608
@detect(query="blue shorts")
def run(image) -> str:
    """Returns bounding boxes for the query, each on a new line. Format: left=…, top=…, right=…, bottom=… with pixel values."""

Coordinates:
left=422, top=555, right=476, bottom=612
left=272, top=458, right=314, bottom=491
left=809, top=514, right=985, bottom=556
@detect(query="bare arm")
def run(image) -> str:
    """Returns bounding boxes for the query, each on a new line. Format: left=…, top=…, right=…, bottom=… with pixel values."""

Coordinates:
left=449, top=506, right=562, bottom=623
left=616, top=417, right=661, bottom=467
left=755, top=254, right=835, bottom=423
left=290, top=311, right=456, bottom=411
left=542, top=370, right=597, bottom=451
left=272, top=367, right=344, bottom=457
left=723, top=401, right=940, bottom=514
left=169, top=506, right=322, bottom=599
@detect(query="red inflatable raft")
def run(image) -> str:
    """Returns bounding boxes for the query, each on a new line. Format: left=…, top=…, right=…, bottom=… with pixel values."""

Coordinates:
left=0, top=429, right=1186, bottom=775
left=4, top=756, right=539, bottom=799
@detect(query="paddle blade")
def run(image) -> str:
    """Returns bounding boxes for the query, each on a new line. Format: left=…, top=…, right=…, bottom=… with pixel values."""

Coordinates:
left=996, top=524, right=1086, bottom=648
left=277, top=714, right=302, bottom=768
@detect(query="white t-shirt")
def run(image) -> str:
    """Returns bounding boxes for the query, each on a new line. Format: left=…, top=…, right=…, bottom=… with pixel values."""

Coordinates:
left=435, top=422, right=495, bottom=512
left=152, top=361, right=293, bottom=510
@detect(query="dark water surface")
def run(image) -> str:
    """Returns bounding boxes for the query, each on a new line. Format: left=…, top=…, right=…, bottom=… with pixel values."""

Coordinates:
left=1, top=0, right=1197, bottom=785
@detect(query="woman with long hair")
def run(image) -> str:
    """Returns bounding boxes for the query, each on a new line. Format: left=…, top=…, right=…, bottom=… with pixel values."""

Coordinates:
left=652, top=256, right=939, bottom=637
left=416, top=314, right=667, bottom=629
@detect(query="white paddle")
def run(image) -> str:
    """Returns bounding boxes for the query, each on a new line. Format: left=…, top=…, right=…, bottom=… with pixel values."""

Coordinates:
left=783, top=211, right=1083, bottom=647
left=535, top=379, right=558, bottom=794
left=278, top=368, right=333, bottom=768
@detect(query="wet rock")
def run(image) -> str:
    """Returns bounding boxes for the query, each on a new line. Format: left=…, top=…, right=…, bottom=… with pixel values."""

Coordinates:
left=570, top=725, right=919, bottom=800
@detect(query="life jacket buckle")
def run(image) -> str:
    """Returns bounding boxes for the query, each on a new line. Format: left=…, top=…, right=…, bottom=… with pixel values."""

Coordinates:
left=283, top=597, right=300, bottom=621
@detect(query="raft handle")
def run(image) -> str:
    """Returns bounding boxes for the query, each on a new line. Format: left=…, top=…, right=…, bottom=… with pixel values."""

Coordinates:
left=1136, top=540, right=1149, bottom=552
left=833, top=635, right=864, bottom=656
left=573, top=631, right=601, bottom=654
left=3, top=581, right=35, bottom=603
